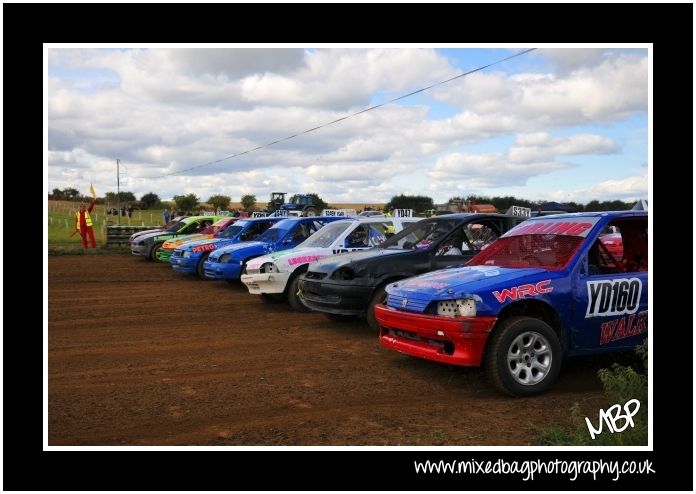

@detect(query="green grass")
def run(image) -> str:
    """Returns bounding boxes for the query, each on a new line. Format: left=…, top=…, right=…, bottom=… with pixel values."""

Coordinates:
left=48, top=201, right=166, bottom=246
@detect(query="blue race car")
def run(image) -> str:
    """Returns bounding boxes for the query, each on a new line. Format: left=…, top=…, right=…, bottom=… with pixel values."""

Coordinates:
left=203, top=216, right=346, bottom=282
left=169, top=217, right=283, bottom=278
left=375, top=211, right=648, bottom=396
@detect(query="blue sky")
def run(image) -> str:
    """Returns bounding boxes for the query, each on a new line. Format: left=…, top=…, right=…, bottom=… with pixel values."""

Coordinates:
left=46, top=46, right=649, bottom=205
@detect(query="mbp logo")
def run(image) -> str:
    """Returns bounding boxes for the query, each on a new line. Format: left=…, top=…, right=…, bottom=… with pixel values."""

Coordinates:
left=586, top=278, right=642, bottom=318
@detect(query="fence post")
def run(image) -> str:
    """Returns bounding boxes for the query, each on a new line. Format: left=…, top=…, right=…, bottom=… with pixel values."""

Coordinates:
left=64, top=219, right=68, bottom=228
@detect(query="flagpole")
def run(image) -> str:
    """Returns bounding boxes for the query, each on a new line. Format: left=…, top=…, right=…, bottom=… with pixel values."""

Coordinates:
left=116, top=158, right=121, bottom=225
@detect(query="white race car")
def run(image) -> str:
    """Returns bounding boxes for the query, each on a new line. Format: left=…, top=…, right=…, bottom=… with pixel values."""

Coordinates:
left=241, top=216, right=420, bottom=311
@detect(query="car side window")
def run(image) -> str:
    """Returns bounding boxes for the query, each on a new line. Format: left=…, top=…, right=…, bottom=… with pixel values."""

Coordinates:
left=241, top=224, right=260, bottom=241
left=345, top=225, right=369, bottom=248
left=182, top=222, right=201, bottom=234
left=368, top=224, right=388, bottom=246
left=463, top=222, right=499, bottom=251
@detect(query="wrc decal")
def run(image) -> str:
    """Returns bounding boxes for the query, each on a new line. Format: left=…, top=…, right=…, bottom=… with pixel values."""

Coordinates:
left=492, top=280, right=553, bottom=303
left=585, top=278, right=642, bottom=318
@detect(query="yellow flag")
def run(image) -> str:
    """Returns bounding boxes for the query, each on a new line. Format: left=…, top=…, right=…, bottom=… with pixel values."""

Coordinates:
left=89, top=183, right=96, bottom=199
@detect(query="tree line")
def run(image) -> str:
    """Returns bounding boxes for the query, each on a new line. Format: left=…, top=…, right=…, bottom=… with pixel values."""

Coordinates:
left=49, top=187, right=638, bottom=214
left=383, top=194, right=636, bottom=213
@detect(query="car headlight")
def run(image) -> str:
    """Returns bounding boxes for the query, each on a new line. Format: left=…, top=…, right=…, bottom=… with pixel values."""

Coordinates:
left=182, top=251, right=191, bottom=258
left=331, top=266, right=366, bottom=280
left=436, top=298, right=477, bottom=318
left=219, top=254, right=231, bottom=263
left=261, top=262, right=279, bottom=273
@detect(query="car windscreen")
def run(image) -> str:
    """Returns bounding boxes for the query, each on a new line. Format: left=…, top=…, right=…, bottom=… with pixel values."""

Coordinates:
left=217, top=224, right=246, bottom=238
left=467, top=234, right=584, bottom=270
left=255, top=221, right=294, bottom=243
left=166, top=221, right=186, bottom=232
left=381, top=218, right=459, bottom=250
left=298, top=222, right=352, bottom=248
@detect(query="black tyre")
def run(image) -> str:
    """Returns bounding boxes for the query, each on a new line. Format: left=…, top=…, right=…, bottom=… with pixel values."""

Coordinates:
left=196, top=252, right=211, bottom=280
left=484, top=317, right=561, bottom=396
left=287, top=275, right=310, bottom=312
left=323, top=313, right=358, bottom=322
left=150, top=242, right=164, bottom=262
left=366, top=286, right=388, bottom=332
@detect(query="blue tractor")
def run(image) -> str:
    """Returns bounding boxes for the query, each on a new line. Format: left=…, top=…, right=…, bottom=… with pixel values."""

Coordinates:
left=267, top=192, right=319, bottom=216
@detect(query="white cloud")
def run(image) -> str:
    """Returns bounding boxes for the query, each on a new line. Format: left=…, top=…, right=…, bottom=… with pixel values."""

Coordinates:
left=47, top=48, right=648, bottom=205
left=507, top=132, right=619, bottom=163
left=167, top=48, right=306, bottom=77
left=544, top=173, right=648, bottom=202
left=540, top=48, right=607, bottom=72
left=435, top=52, right=647, bottom=126
left=427, top=132, right=618, bottom=189
left=428, top=153, right=573, bottom=189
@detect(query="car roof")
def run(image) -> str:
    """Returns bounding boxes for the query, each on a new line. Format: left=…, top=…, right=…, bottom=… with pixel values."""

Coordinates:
left=526, top=211, right=648, bottom=220
left=414, top=212, right=526, bottom=221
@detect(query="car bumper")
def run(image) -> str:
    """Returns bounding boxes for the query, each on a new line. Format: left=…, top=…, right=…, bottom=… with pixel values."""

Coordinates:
left=131, top=244, right=149, bottom=256
left=375, top=304, right=497, bottom=367
left=298, top=278, right=373, bottom=315
left=203, top=261, right=242, bottom=281
left=156, top=249, right=174, bottom=262
left=170, top=255, right=200, bottom=273
left=241, top=272, right=290, bottom=294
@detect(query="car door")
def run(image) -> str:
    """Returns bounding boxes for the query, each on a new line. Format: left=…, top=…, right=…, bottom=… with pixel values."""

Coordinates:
left=571, top=218, right=648, bottom=352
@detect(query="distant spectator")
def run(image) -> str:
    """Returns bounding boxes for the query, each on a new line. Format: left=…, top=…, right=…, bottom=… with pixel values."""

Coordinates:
left=170, top=207, right=177, bottom=220
left=127, top=203, right=133, bottom=218
left=163, top=208, right=171, bottom=225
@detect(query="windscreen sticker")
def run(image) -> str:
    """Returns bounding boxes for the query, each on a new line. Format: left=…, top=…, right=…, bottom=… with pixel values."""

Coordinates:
left=586, top=278, right=642, bottom=318
left=504, top=217, right=600, bottom=238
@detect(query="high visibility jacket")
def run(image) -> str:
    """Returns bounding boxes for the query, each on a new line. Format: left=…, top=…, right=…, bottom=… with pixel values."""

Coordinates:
left=76, top=210, right=93, bottom=230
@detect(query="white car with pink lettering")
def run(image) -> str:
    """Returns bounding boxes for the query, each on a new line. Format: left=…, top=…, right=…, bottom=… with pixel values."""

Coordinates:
left=241, top=216, right=419, bottom=311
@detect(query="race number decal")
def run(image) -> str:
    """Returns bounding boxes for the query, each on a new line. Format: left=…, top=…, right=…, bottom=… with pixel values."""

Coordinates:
left=586, top=278, right=642, bottom=318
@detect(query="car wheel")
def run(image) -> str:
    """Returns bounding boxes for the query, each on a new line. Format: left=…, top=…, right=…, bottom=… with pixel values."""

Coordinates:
left=287, top=275, right=310, bottom=312
left=150, top=242, right=164, bottom=262
left=366, top=286, right=388, bottom=332
left=484, top=317, right=561, bottom=396
left=196, top=252, right=211, bottom=280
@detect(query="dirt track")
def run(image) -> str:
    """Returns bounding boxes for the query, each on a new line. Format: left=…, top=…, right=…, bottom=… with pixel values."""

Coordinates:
left=49, top=254, right=610, bottom=445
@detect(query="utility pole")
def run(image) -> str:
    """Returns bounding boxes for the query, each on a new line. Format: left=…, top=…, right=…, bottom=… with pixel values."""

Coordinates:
left=116, top=158, right=121, bottom=225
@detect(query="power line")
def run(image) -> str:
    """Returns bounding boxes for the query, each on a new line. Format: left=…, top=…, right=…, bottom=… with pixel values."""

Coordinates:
left=149, top=48, right=536, bottom=179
